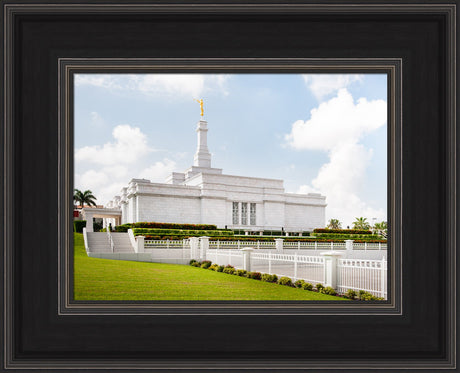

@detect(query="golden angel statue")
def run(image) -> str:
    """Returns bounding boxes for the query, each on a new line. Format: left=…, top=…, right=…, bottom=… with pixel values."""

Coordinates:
left=194, top=98, right=204, bottom=117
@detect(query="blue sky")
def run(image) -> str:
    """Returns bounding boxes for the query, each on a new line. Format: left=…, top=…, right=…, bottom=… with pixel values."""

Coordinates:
left=75, top=73, right=387, bottom=228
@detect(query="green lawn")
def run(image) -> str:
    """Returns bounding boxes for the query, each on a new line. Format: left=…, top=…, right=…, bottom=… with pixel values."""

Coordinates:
left=74, top=233, right=346, bottom=301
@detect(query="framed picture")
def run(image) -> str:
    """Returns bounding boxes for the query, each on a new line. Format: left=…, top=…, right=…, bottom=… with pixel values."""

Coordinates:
left=2, top=1, right=457, bottom=371
left=67, top=63, right=395, bottom=307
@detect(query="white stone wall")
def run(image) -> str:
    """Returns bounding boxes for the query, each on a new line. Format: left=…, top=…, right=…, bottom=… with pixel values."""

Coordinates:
left=201, top=197, right=227, bottom=227
left=134, top=195, right=201, bottom=224
left=263, top=201, right=285, bottom=229
left=285, top=203, right=326, bottom=231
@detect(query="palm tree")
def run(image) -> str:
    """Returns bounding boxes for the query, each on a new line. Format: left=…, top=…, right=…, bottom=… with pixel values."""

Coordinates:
left=373, top=221, right=388, bottom=238
left=74, top=189, right=97, bottom=209
left=327, top=218, right=342, bottom=230
left=352, top=217, right=370, bottom=230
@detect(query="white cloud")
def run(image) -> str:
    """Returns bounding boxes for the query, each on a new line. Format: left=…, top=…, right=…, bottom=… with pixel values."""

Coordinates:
left=286, top=89, right=386, bottom=151
left=75, top=123, right=177, bottom=205
left=75, top=73, right=230, bottom=98
left=104, top=165, right=129, bottom=179
left=78, top=170, right=109, bottom=190
left=75, top=170, right=125, bottom=205
left=302, top=74, right=363, bottom=100
left=286, top=88, right=387, bottom=227
left=139, top=159, right=177, bottom=182
left=75, top=124, right=152, bottom=166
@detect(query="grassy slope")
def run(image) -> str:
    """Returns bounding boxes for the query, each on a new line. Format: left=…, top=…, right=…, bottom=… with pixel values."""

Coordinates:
left=74, top=233, right=346, bottom=301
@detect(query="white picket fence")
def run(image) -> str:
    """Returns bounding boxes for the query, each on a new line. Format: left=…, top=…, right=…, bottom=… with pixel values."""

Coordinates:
left=251, top=252, right=325, bottom=285
left=337, top=258, right=387, bottom=298
left=208, top=249, right=244, bottom=269
left=206, top=248, right=386, bottom=298
left=143, top=239, right=387, bottom=298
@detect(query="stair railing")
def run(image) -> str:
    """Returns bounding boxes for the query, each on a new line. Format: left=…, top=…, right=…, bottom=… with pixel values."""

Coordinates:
left=107, top=227, right=115, bottom=253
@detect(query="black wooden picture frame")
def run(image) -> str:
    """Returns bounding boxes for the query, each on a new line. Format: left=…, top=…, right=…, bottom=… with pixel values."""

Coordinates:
left=1, top=1, right=458, bottom=371
left=59, top=57, right=401, bottom=315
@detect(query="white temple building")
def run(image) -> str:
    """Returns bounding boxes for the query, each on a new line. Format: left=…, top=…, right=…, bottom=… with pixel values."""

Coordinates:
left=105, top=117, right=327, bottom=234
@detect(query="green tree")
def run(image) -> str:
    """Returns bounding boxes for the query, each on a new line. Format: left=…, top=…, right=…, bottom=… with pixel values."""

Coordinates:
left=327, top=218, right=342, bottom=229
left=352, top=217, right=370, bottom=230
left=74, top=189, right=97, bottom=208
left=373, top=221, right=388, bottom=238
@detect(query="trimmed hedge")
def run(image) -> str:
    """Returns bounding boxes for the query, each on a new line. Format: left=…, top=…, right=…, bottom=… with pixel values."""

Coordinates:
left=73, top=220, right=102, bottom=232
left=74, top=220, right=86, bottom=233
left=113, top=223, right=132, bottom=232
left=132, top=228, right=234, bottom=238
left=140, top=235, right=386, bottom=243
left=134, top=222, right=217, bottom=230
left=314, top=233, right=382, bottom=240
left=313, top=228, right=372, bottom=234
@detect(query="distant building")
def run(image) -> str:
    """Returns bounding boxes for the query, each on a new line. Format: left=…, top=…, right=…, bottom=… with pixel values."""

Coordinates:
left=105, top=118, right=326, bottom=234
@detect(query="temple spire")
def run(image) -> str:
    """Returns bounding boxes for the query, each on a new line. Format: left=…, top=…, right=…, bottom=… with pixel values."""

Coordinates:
left=193, top=119, right=211, bottom=168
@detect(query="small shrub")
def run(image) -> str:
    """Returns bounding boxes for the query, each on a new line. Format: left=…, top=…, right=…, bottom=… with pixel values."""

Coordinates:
left=316, top=283, right=324, bottom=292
left=320, top=286, right=337, bottom=295
left=247, top=271, right=262, bottom=280
left=189, top=259, right=198, bottom=265
left=200, top=260, right=212, bottom=269
left=224, top=264, right=234, bottom=268
left=360, top=293, right=375, bottom=300
left=356, top=290, right=382, bottom=301
left=235, top=269, right=248, bottom=277
left=209, top=264, right=219, bottom=271
left=217, top=265, right=224, bottom=272
left=345, top=289, right=357, bottom=299
left=294, top=279, right=306, bottom=289
left=302, top=282, right=313, bottom=291
left=277, top=277, right=293, bottom=286
left=191, top=262, right=201, bottom=267
left=261, top=273, right=278, bottom=283
left=223, top=267, right=235, bottom=275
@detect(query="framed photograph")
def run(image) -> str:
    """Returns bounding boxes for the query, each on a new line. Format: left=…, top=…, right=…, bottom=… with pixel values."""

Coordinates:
left=2, top=1, right=457, bottom=371
left=68, top=64, right=394, bottom=307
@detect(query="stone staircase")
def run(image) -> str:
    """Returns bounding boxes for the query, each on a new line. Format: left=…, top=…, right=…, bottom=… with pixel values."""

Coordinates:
left=86, top=232, right=134, bottom=253
left=86, top=232, right=111, bottom=253
left=111, top=232, right=135, bottom=253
